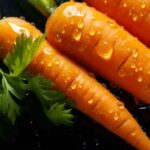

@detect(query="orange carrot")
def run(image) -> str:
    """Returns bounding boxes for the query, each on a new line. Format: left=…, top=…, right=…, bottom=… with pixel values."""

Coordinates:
left=0, top=17, right=150, bottom=150
left=84, top=0, right=150, bottom=47
left=46, top=1, right=150, bottom=105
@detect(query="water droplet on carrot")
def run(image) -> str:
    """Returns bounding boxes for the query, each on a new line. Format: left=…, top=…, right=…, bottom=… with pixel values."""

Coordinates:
left=55, top=34, right=62, bottom=43
left=141, top=3, right=146, bottom=9
left=65, top=76, right=71, bottom=83
left=71, top=83, right=77, bottom=90
left=77, top=20, right=84, bottom=29
left=44, top=48, right=52, bottom=55
left=8, top=22, right=30, bottom=37
left=61, top=29, right=66, bottom=34
left=123, top=3, right=127, bottom=8
left=40, top=61, right=44, bottom=65
left=104, top=0, right=108, bottom=4
left=89, top=30, right=96, bottom=36
left=97, top=31, right=101, bottom=35
left=107, top=21, right=116, bottom=27
left=131, top=132, right=136, bottom=137
left=135, top=68, right=138, bottom=72
left=97, top=47, right=113, bottom=60
left=139, top=67, right=143, bottom=71
left=73, top=29, right=82, bottom=41
left=47, top=63, right=52, bottom=67
left=127, top=48, right=131, bottom=52
left=117, top=102, right=124, bottom=110
left=137, top=75, right=143, bottom=82
left=113, top=112, right=119, bottom=121
left=133, top=51, right=138, bottom=58
left=118, top=69, right=126, bottom=77
left=88, top=99, right=94, bottom=104
left=148, top=71, right=150, bottom=74
left=132, top=15, right=138, bottom=21
left=96, top=41, right=113, bottom=60
left=55, top=58, right=60, bottom=65
left=109, top=110, right=113, bottom=114
left=128, top=10, right=132, bottom=16
left=130, top=63, right=136, bottom=69
left=71, top=20, right=74, bottom=25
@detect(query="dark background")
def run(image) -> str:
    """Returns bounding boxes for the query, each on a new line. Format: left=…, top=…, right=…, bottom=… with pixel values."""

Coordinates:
left=0, top=0, right=150, bottom=150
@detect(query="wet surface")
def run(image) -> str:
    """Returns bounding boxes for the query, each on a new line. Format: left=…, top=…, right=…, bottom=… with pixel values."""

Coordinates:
left=0, top=0, right=150, bottom=150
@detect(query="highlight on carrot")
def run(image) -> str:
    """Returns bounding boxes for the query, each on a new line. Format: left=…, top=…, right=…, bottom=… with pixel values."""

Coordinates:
left=84, top=0, right=150, bottom=47
left=0, top=17, right=150, bottom=150
left=46, top=1, right=150, bottom=105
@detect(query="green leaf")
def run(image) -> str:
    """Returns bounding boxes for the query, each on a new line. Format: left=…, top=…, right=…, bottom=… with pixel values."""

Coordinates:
left=28, top=74, right=74, bottom=125
left=4, top=34, right=45, bottom=76
left=0, top=75, right=20, bottom=124
left=46, top=103, right=74, bottom=126
left=28, top=0, right=56, bottom=17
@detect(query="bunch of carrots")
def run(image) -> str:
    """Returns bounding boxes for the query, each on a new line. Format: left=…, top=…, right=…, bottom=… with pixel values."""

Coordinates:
left=0, top=0, right=150, bottom=149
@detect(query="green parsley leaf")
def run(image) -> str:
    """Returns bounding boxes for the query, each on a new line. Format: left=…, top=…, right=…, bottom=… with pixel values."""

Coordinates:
left=28, top=74, right=74, bottom=125
left=0, top=72, right=20, bottom=124
left=46, top=103, right=73, bottom=126
left=4, top=34, right=44, bottom=76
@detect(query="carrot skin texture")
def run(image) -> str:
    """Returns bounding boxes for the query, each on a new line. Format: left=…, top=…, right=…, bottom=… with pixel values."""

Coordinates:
left=0, top=17, right=150, bottom=150
left=84, top=0, right=150, bottom=47
left=46, top=1, right=150, bottom=105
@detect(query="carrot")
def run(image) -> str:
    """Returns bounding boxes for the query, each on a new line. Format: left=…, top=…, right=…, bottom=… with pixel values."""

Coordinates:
left=46, top=1, right=150, bottom=105
left=0, top=17, right=150, bottom=150
left=83, top=0, right=150, bottom=47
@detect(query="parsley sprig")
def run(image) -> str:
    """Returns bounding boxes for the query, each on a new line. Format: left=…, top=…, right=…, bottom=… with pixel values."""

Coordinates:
left=0, top=34, right=73, bottom=127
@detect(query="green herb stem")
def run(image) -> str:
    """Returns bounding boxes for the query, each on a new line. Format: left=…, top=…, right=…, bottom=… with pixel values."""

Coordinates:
left=28, top=0, right=57, bottom=17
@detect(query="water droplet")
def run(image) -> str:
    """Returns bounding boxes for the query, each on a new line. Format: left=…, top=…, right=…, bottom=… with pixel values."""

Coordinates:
left=113, top=112, right=119, bottom=121
left=127, top=48, right=131, bottom=52
left=141, top=3, right=146, bottom=9
left=40, top=61, right=44, bottom=65
left=70, top=83, right=77, bottom=90
left=148, top=71, right=150, bottom=74
left=44, top=48, right=52, bottom=55
left=8, top=22, right=30, bottom=37
left=55, top=34, right=62, bottom=43
left=88, top=99, right=94, bottom=104
left=88, top=72, right=95, bottom=78
left=55, top=58, right=60, bottom=65
left=135, top=68, right=138, bottom=72
left=118, top=69, right=126, bottom=77
left=97, top=31, right=101, bottom=35
left=140, top=13, right=144, bottom=17
left=123, top=3, right=127, bottom=8
left=71, top=20, right=74, bottom=25
left=132, top=15, right=138, bottom=21
left=128, top=10, right=132, bottom=16
left=73, top=29, right=82, bottom=41
left=48, top=63, right=52, bottom=67
left=109, top=110, right=113, bottom=114
left=61, top=29, right=66, bottom=34
left=89, top=30, right=96, bottom=36
left=77, top=20, right=84, bottom=29
left=101, top=83, right=107, bottom=88
left=65, top=76, right=71, bottom=83
left=107, top=21, right=116, bottom=27
left=139, top=67, right=143, bottom=71
left=130, top=63, right=136, bottom=69
left=137, top=75, right=143, bottom=82
left=104, top=0, right=108, bottom=4
left=133, top=51, right=138, bottom=58
left=117, top=102, right=124, bottom=109
left=131, top=132, right=136, bottom=136
left=96, top=41, right=113, bottom=60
